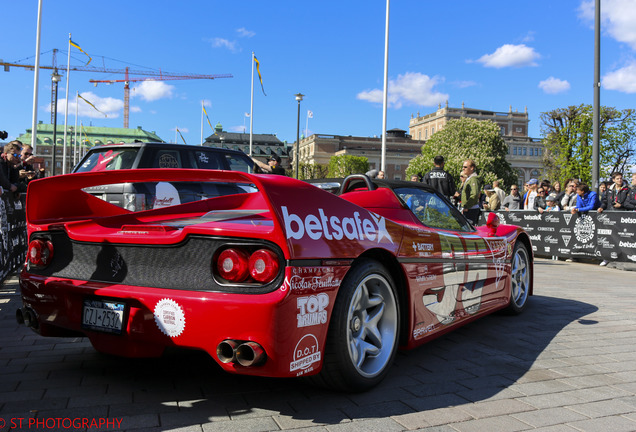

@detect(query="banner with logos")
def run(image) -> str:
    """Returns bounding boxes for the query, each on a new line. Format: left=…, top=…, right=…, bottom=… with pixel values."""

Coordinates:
left=0, top=196, right=27, bottom=283
left=481, top=210, right=636, bottom=263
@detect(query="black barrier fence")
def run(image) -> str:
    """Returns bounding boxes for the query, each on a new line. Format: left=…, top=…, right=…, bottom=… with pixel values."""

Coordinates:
left=0, top=196, right=27, bottom=283
left=480, top=210, right=636, bottom=263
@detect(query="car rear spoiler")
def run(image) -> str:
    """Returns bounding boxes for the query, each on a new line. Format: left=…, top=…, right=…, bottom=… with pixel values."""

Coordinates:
left=25, top=169, right=262, bottom=225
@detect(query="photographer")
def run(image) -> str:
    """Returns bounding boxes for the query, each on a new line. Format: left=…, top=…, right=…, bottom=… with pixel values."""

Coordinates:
left=0, top=141, right=22, bottom=197
left=18, top=144, right=45, bottom=191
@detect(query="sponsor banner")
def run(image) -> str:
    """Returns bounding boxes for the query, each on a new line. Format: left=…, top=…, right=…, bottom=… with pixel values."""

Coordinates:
left=480, top=210, right=636, bottom=262
left=0, top=197, right=27, bottom=283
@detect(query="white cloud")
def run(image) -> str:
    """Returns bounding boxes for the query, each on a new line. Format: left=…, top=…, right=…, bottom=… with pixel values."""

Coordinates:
left=538, top=77, right=571, bottom=94
left=132, top=80, right=175, bottom=101
left=603, top=61, right=636, bottom=93
left=207, top=37, right=239, bottom=52
left=579, top=0, right=636, bottom=50
left=130, top=106, right=142, bottom=113
left=54, top=91, right=123, bottom=118
left=357, top=72, right=448, bottom=109
left=475, top=44, right=540, bottom=68
left=237, top=27, right=255, bottom=38
left=175, top=127, right=189, bottom=133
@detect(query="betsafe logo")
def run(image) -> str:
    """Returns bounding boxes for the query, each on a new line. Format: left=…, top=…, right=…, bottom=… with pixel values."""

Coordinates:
left=281, top=206, right=393, bottom=243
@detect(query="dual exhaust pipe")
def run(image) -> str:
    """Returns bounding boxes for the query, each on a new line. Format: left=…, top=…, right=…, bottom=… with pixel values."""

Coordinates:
left=217, top=339, right=266, bottom=367
left=16, top=307, right=39, bottom=330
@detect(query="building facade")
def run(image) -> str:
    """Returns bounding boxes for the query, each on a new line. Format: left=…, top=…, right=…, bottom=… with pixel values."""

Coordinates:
left=16, top=123, right=163, bottom=175
left=409, top=102, right=545, bottom=184
left=203, top=123, right=290, bottom=167
left=295, top=129, right=421, bottom=180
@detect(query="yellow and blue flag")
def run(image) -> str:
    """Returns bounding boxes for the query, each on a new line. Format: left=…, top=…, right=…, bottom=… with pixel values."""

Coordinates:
left=254, top=56, right=266, bottom=96
left=70, top=39, right=92, bottom=65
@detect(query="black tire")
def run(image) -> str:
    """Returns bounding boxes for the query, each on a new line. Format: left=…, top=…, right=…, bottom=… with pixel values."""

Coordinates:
left=505, top=242, right=531, bottom=314
left=313, top=259, right=400, bottom=392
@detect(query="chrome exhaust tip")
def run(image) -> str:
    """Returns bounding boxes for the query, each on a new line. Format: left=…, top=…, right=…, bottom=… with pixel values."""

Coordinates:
left=216, top=339, right=239, bottom=364
left=235, top=341, right=266, bottom=367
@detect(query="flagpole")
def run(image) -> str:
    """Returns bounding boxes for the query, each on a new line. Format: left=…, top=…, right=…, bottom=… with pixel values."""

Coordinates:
left=305, top=111, right=309, bottom=138
left=62, top=33, right=71, bottom=174
left=30, top=0, right=43, bottom=153
left=249, top=52, right=255, bottom=156
left=381, top=0, right=390, bottom=173
left=74, top=91, right=78, bottom=165
left=200, top=101, right=204, bottom=146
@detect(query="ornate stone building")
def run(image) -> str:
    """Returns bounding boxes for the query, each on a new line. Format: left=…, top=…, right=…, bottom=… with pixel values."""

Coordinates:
left=409, top=102, right=545, bottom=184
left=203, top=123, right=290, bottom=167
left=294, top=129, right=421, bottom=180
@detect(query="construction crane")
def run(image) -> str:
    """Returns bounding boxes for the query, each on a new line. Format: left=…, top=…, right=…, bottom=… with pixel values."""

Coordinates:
left=1, top=51, right=232, bottom=128
left=89, top=67, right=232, bottom=128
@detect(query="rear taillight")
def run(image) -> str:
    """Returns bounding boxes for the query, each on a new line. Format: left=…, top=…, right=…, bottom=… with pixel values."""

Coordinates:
left=249, top=249, right=279, bottom=283
left=215, top=247, right=280, bottom=284
left=28, top=239, right=54, bottom=267
left=217, top=249, right=250, bottom=282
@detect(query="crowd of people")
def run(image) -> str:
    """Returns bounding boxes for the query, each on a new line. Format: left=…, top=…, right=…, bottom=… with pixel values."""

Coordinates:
left=417, top=155, right=636, bottom=265
left=417, top=155, right=636, bottom=217
left=0, top=140, right=45, bottom=201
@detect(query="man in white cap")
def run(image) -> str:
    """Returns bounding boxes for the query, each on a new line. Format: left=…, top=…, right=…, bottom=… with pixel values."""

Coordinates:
left=523, top=178, right=538, bottom=210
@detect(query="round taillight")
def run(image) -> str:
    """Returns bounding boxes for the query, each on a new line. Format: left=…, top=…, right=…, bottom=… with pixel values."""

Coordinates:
left=248, top=249, right=279, bottom=283
left=28, top=239, right=54, bottom=267
left=217, top=249, right=249, bottom=282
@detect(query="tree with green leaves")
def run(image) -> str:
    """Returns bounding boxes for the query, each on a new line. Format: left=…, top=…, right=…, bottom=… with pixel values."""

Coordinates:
left=295, top=162, right=329, bottom=180
left=406, top=117, right=517, bottom=188
left=327, top=155, right=369, bottom=178
left=540, top=104, right=636, bottom=186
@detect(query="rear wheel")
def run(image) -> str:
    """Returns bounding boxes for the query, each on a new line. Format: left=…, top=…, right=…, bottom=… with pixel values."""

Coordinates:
left=505, top=242, right=531, bottom=314
left=314, top=259, right=400, bottom=392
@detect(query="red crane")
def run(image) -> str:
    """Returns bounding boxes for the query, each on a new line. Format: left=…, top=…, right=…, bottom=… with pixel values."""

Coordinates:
left=1, top=53, right=232, bottom=128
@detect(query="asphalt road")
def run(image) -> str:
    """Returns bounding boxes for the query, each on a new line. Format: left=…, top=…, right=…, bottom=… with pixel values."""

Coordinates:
left=1, top=258, right=636, bottom=432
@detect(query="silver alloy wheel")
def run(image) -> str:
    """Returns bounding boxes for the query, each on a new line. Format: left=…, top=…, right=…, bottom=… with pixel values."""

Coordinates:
left=346, top=273, right=398, bottom=378
left=510, top=244, right=530, bottom=308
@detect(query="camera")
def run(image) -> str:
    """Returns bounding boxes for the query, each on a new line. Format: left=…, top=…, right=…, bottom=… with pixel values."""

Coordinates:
left=0, top=131, right=8, bottom=141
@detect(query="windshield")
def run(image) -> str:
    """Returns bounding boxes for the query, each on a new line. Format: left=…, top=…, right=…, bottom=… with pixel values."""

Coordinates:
left=395, top=187, right=473, bottom=232
left=76, top=148, right=138, bottom=172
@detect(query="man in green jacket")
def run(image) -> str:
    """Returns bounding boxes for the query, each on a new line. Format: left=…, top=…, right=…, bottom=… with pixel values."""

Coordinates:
left=460, top=159, right=483, bottom=225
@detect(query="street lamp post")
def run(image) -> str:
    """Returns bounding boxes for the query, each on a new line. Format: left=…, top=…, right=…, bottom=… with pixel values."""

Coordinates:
left=294, top=93, right=304, bottom=179
left=51, top=70, right=61, bottom=176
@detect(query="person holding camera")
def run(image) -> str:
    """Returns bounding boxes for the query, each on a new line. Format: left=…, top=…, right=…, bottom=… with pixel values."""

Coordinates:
left=18, top=144, right=45, bottom=190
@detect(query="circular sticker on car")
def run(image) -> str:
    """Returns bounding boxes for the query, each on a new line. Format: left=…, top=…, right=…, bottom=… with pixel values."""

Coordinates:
left=154, top=298, right=186, bottom=337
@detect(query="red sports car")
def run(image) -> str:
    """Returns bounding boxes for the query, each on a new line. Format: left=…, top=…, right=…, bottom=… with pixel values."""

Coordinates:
left=19, top=170, right=533, bottom=391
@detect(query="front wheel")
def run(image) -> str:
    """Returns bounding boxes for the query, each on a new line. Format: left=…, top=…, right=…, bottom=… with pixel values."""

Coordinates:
left=313, top=259, right=400, bottom=392
left=505, top=242, right=531, bottom=314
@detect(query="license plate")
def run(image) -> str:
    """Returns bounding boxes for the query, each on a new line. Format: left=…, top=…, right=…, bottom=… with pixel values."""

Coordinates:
left=82, top=299, right=125, bottom=334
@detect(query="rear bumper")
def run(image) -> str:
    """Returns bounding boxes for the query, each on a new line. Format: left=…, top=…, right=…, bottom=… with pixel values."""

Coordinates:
left=19, top=267, right=339, bottom=378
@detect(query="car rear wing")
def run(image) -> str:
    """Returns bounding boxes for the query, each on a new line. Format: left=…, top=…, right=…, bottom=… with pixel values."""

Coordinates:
left=25, top=169, right=267, bottom=225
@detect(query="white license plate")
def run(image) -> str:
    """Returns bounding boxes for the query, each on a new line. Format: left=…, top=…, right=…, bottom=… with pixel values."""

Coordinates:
left=82, top=299, right=125, bottom=334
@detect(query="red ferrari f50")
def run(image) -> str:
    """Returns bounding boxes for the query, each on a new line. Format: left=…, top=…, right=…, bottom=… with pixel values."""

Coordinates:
left=19, top=170, right=533, bottom=391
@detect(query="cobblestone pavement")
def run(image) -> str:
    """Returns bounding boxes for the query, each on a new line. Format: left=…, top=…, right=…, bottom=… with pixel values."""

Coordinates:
left=1, top=258, right=635, bottom=432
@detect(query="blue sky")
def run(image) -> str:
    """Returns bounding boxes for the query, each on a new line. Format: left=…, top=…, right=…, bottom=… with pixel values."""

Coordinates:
left=2, top=0, right=636, bottom=147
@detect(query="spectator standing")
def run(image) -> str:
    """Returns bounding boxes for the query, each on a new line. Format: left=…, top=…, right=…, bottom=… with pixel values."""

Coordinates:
left=0, top=141, right=22, bottom=196
left=18, top=143, right=44, bottom=192
left=460, top=159, right=483, bottom=225
left=624, top=172, right=636, bottom=211
left=423, top=155, right=456, bottom=201
left=482, top=185, right=500, bottom=211
left=598, top=172, right=629, bottom=212
left=545, top=194, right=561, bottom=211
left=561, top=179, right=579, bottom=211
left=492, top=180, right=506, bottom=204
left=523, top=178, right=539, bottom=210
left=551, top=181, right=564, bottom=204
left=252, top=155, right=286, bottom=175
left=534, top=186, right=548, bottom=213
left=502, top=185, right=522, bottom=210
left=571, top=183, right=600, bottom=215
left=377, top=170, right=386, bottom=179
